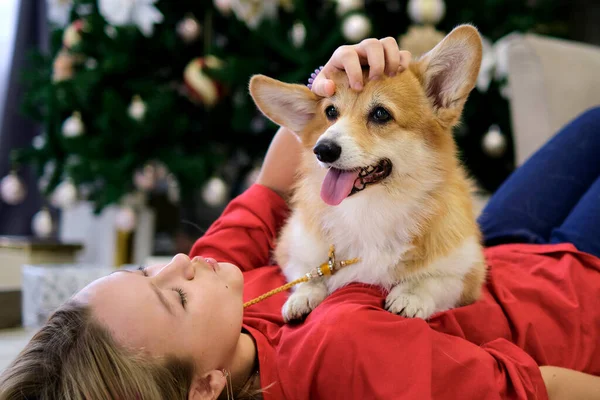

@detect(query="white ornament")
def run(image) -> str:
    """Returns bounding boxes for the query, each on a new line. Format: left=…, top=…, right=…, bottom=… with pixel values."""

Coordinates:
left=1, top=172, right=27, bottom=205
left=32, top=135, right=47, bottom=150
left=62, top=112, right=85, bottom=138
left=230, top=0, right=278, bottom=30
left=482, top=125, right=507, bottom=158
left=290, top=22, right=306, bottom=48
left=51, top=179, right=78, bottom=209
left=85, top=58, right=98, bottom=70
left=335, top=0, right=364, bottom=16
left=166, top=175, right=180, bottom=204
left=104, top=25, right=118, bottom=38
left=202, top=177, right=228, bottom=207
left=47, top=0, right=73, bottom=27
left=115, top=206, right=137, bottom=232
left=32, top=208, right=53, bottom=238
left=98, top=0, right=164, bottom=37
left=133, top=165, right=156, bottom=191
left=128, top=95, right=147, bottom=121
left=214, top=0, right=232, bottom=15
left=342, top=14, right=371, bottom=43
left=407, top=0, right=446, bottom=25
left=177, top=15, right=202, bottom=43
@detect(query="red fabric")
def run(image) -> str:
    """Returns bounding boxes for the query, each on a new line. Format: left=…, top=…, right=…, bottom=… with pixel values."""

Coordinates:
left=190, top=184, right=600, bottom=400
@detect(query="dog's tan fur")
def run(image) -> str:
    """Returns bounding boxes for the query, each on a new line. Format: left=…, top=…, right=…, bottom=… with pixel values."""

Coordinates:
left=250, top=25, right=486, bottom=321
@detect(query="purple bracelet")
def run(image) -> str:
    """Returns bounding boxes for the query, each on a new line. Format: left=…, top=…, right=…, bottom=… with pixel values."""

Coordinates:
left=307, top=66, right=324, bottom=89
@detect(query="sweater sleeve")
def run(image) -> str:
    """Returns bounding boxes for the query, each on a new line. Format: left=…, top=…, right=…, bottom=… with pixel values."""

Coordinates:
left=303, top=308, right=548, bottom=400
left=189, top=184, right=289, bottom=272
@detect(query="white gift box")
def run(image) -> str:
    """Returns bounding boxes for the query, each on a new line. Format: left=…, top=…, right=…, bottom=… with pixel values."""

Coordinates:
left=60, top=202, right=155, bottom=268
left=21, top=264, right=113, bottom=329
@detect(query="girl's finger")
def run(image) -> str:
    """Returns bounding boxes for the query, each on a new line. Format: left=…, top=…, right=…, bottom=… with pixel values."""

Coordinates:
left=398, top=50, right=412, bottom=72
left=358, top=38, right=385, bottom=80
left=311, top=73, right=336, bottom=97
left=380, top=37, right=401, bottom=76
left=334, top=45, right=364, bottom=91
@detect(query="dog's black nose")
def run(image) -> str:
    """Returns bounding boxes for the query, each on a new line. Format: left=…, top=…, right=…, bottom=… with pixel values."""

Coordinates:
left=313, top=140, right=342, bottom=163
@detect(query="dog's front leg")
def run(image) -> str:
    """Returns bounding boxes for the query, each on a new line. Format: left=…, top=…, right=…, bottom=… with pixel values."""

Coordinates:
left=281, top=279, right=328, bottom=322
left=385, top=275, right=464, bottom=319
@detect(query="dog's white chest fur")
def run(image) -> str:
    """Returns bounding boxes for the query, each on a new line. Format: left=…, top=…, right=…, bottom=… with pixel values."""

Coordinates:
left=283, top=187, right=420, bottom=292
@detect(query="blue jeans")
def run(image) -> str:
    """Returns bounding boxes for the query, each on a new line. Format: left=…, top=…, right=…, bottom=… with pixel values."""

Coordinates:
left=478, top=107, right=600, bottom=259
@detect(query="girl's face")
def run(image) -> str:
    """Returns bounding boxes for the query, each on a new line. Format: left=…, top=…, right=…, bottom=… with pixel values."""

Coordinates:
left=75, top=254, right=244, bottom=372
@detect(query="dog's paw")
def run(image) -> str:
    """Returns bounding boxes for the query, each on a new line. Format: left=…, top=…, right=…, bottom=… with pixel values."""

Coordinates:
left=281, top=283, right=327, bottom=323
left=385, top=284, right=436, bottom=319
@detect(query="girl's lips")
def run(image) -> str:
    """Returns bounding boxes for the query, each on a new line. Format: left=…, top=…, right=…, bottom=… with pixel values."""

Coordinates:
left=204, top=257, right=219, bottom=272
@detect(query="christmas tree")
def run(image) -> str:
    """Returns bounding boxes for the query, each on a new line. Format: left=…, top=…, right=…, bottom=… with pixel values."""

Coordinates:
left=5, top=0, right=572, bottom=221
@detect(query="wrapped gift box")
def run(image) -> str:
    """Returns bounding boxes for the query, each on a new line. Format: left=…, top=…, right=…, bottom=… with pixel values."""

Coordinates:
left=0, top=237, right=83, bottom=329
left=21, top=264, right=113, bottom=329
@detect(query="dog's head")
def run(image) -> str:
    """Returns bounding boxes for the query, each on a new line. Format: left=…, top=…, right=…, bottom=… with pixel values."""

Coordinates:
left=249, top=25, right=482, bottom=206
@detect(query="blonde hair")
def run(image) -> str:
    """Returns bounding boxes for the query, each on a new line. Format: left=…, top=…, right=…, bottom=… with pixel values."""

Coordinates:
left=0, top=300, right=195, bottom=399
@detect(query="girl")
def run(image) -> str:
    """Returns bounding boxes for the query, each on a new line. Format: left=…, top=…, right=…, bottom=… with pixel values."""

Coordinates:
left=1, top=37, right=600, bottom=400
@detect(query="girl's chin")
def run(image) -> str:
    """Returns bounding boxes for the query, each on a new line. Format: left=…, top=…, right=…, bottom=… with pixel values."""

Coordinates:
left=219, top=262, right=244, bottom=292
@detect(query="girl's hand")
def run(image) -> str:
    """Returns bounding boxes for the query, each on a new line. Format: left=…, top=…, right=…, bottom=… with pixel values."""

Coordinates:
left=311, top=37, right=412, bottom=97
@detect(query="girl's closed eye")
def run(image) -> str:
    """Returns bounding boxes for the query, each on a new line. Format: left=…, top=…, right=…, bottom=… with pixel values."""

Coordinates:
left=173, top=287, right=188, bottom=308
left=138, top=265, right=149, bottom=276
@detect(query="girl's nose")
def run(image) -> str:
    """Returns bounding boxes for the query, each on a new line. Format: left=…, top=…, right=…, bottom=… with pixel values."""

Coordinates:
left=157, top=253, right=195, bottom=281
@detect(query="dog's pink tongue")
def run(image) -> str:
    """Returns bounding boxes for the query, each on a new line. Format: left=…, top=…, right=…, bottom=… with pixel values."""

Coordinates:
left=321, top=168, right=359, bottom=206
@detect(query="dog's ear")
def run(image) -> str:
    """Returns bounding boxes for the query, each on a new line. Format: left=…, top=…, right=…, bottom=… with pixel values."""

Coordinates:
left=249, top=75, right=319, bottom=134
left=412, top=24, right=482, bottom=128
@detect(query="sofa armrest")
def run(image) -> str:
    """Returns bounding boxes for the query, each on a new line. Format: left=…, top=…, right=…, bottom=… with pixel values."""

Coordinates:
left=505, top=34, right=600, bottom=165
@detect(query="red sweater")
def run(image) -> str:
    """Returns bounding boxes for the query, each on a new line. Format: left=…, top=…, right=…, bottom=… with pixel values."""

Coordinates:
left=190, top=184, right=600, bottom=400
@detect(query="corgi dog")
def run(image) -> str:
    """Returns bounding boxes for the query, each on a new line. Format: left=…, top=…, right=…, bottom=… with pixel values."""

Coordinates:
left=249, top=25, right=486, bottom=322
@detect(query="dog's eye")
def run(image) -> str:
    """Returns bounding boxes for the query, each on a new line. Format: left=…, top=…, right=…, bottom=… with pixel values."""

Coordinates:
left=371, top=107, right=391, bottom=123
left=325, top=105, right=338, bottom=120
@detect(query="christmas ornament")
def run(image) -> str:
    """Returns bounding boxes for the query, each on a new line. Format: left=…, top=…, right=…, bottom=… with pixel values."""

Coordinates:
left=166, top=174, right=180, bottom=204
left=398, top=25, right=445, bottom=58
left=154, top=162, right=168, bottom=180
left=183, top=56, right=225, bottom=107
left=48, top=0, right=73, bottom=27
left=32, top=135, right=46, bottom=150
left=133, top=164, right=156, bottom=191
left=51, top=179, right=78, bottom=209
left=482, top=125, right=507, bottom=158
left=342, top=14, right=371, bottom=43
left=32, top=208, right=53, bottom=238
left=177, top=15, right=202, bottom=43
left=104, top=25, right=118, bottom=39
left=52, top=50, right=76, bottom=82
left=85, top=58, right=98, bottom=70
left=250, top=115, right=267, bottom=133
left=214, top=0, right=232, bottom=15
left=290, top=22, right=306, bottom=48
left=63, top=19, right=84, bottom=49
left=202, top=177, right=228, bottom=207
left=279, top=0, right=294, bottom=12
left=0, top=172, right=27, bottom=205
left=231, top=0, right=278, bottom=30
left=128, top=95, right=147, bottom=121
left=335, top=0, right=364, bottom=16
left=407, top=0, right=446, bottom=25
left=62, top=112, right=85, bottom=138
left=98, top=0, right=164, bottom=37
left=115, top=206, right=137, bottom=232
